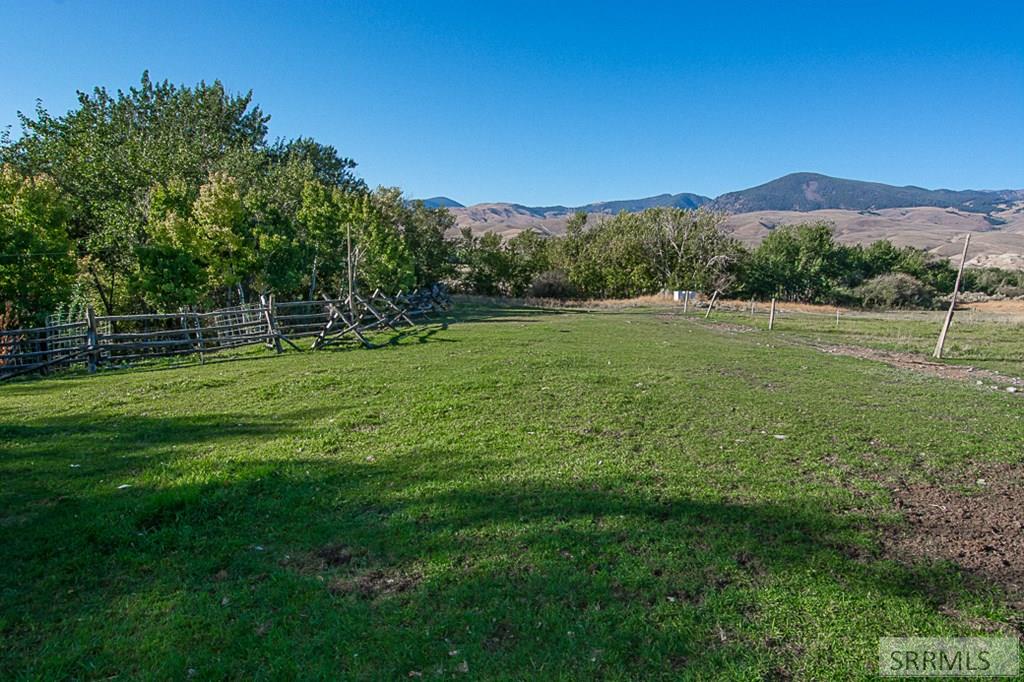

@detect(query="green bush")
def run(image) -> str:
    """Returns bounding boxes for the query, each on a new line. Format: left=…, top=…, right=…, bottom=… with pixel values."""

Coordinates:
left=995, top=284, right=1024, bottom=298
left=855, top=273, right=934, bottom=309
left=529, top=270, right=577, bottom=299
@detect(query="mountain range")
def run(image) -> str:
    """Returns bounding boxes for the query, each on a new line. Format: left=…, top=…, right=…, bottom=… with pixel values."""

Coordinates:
left=421, top=173, right=1024, bottom=268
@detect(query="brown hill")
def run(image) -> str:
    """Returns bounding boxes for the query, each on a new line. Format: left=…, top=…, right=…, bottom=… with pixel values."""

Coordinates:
left=443, top=173, right=1024, bottom=268
left=449, top=203, right=1024, bottom=268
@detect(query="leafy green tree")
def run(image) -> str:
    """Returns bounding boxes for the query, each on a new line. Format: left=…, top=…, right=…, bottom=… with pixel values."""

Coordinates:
left=889, top=247, right=956, bottom=293
left=504, top=230, right=551, bottom=296
left=403, top=200, right=456, bottom=288
left=1, top=73, right=368, bottom=313
left=551, top=212, right=602, bottom=296
left=295, top=180, right=352, bottom=296
left=4, top=73, right=272, bottom=312
left=131, top=243, right=207, bottom=311
left=746, top=222, right=843, bottom=302
left=456, top=228, right=512, bottom=295
left=133, top=178, right=207, bottom=310
left=192, top=172, right=253, bottom=298
left=638, top=207, right=745, bottom=293
left=348, top=189, right=415, bottom=294
left=0, top=167, right=75, bottom=323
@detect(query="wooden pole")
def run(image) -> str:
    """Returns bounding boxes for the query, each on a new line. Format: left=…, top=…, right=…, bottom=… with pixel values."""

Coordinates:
left=704, top=290, right=719, bottom=319
left=750, top=298, right=755, bottom=317
left=40, top=324, right=50, bottom=376
left=193, top=311, right=206, bottom=364
left=835, top=308, right=840, bottom=328
left=85, top=306, right=99, bottom=373
left=260, top=294, right=283, bottom=353
left=682, top=292, right=688, bottom=313
left=933, top=233, right=971, bottom=359
left=768, top=298, right=776, bottom=331
left=346, top=223, right=355, bottom=316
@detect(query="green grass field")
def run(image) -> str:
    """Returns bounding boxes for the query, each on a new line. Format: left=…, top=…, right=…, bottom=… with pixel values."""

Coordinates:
left=708, top=303, right=1024, bottom=378
left=1, top=304, right=1021, bottom=679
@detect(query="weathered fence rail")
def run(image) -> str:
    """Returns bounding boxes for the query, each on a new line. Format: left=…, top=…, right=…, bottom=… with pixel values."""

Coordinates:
left=0, top=285, right=452, bottom=381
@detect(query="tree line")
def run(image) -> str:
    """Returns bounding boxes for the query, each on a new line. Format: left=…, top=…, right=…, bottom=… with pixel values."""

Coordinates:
left=3, top=74, right=1021, bottom=325
left=0, top=73, right=454, bottom=324
left=453, top=211, right=1024, bottom=307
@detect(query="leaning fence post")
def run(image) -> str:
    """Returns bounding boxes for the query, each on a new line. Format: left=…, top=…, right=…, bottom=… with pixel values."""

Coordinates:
left=933, top=233, right=971, bottom=359
left=85, top=306, right=99, bottom=373
left=704, top=290, right=719, bottom=319
left=768, top=298, right=777, bottom=331
left=261, top=294, right=283, bottom=354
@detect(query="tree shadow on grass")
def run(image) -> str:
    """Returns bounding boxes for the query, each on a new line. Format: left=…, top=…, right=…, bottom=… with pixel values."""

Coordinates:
left=0, top=437, right=991, bottom=680
left=0, top=408, right=334, bottom=509
left=451, top=305, right=576, bottom=325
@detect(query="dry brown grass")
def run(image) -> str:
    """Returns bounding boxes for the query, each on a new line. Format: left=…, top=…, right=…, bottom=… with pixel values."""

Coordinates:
left=454, top=293, right=1024, bottom=323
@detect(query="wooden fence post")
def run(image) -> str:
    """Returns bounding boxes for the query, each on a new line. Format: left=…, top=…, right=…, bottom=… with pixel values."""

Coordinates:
left=192, top=311, right=206, bottom=364
left=682, top=292, right=688, bottom=314
left=835, top=308, right=840, bottom=328
left=933, top=233, right=971, bottom=359
left=768, top=298, right=776, bottom=331
left=39, top=325, right=50, bottom=376
left=261, top=294, right=283, bottom=354
left=704, top=290, right=719, bottom=319
left=750, top=298, right=755, bottom=317
left=85, top=306, right=99, bottom=373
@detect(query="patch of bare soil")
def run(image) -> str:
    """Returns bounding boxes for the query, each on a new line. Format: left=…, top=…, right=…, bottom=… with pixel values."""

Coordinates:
left=969, top=299, right=1024, bottom=317
left=328, top=568, right=422, bottom=599
left=817, top=344, right=1023, bottom=388
left=283, top=542, right=422, bottom=599
left=703, top=320, right=756, bottom=333
left=282, top=543, right=360, bottom=574
left=883, top=463, right=1024, bottom=611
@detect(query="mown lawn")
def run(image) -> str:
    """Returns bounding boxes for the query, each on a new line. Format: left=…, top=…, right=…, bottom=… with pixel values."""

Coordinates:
left=1, top=304, right=1021, bottom=679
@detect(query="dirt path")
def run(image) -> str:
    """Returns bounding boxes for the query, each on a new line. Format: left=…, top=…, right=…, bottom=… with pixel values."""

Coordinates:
left=815, top=344, right=1023, bottom=391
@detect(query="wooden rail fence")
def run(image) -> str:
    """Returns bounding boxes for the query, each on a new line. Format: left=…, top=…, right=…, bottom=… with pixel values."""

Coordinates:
left=0, top=285, right=453, bottom=381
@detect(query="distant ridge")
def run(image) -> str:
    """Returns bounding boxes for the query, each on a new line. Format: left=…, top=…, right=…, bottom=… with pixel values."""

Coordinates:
left=419, top=196, right=465, bottom=208
left=713, top=172, right=1019, bottom=214
left=414, top=192, right=711, bottom=215
left=432, top=173, right=1024, bottom=268
left=429, top=172, right=1021, bottom=220
left=577, top=192, right=711, bottom=214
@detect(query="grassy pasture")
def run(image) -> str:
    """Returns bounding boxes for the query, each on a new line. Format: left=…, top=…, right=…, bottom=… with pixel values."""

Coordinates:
left=1, top=304, right=1021, bottom=679
left=707, top=302, right=1024, bottom=377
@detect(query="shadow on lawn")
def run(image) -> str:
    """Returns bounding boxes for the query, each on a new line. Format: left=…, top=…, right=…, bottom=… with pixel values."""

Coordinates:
left=0, top=408, right=333, bottom=506
left=451, top=305, right=576, bottom=325
left=0, top=428, right=980, bottom=678
left=0, top=318, right=460, bottom=391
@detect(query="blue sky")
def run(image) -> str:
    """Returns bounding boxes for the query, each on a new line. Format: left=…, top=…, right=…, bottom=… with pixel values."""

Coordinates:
left=2, top=1, right=1022, bottom=206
